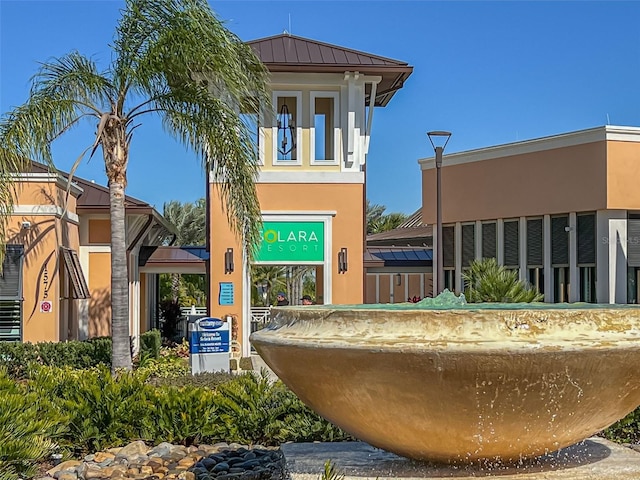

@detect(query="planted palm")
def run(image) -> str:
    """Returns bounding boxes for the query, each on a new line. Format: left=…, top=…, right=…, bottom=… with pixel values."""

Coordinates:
left=463, top=258, right=543, bottom=303
left=0, top=0, right=269, bottom=369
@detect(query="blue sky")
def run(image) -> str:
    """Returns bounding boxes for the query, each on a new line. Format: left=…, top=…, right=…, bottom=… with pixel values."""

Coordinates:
left=2, top=1, right=640, bottom=215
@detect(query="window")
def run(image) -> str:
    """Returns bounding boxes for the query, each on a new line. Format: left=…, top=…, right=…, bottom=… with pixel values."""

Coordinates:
left=551, top=215, right=569, bottom=303
left=577, top=213, right=596, bottom=302
left=462, top=223, right=475, bottom=268
left=443, top=225, right=455, bottom=292
left=311, top=92, right=339, bottom=164
left=240, top=97, right=262, bottom=164
left=527, top=218, right=544, bottom=295
left=482, top=222, right=497, bottom=259
left=503, top=219, right=519, bottom=269
left=0, top=245, right=23, bottom=341
left=272, top=92, right=302, bottom=164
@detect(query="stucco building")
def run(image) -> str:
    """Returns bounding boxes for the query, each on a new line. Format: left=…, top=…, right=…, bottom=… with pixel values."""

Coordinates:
left=420, top=125, right=640, bottom=304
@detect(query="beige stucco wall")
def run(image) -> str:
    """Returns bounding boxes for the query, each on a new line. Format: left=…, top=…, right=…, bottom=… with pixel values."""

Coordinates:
left=607, top=140, right=640, bottom=209
left=88, top=252, right=111, bottom=338
left=421, top=142, right=607, bottom=224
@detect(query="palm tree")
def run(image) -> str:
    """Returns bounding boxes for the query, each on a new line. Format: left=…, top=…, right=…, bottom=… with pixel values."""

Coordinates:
left=463, top=258, right=543, bottom=303
left=366, top=200, right=408, bottom=234
left=0, top=0, right=269, bottom=370
left=251, top=265, right=286, bottom=307
left=163, top=198, right=206, bottom=302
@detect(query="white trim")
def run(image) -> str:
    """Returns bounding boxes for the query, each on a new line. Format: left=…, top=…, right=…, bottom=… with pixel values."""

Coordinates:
left=543, top=215, right=552, bottom=302
left=13, top=204, right=80, bottom=224
left=272, top=90, right=303, bottom=166
left=87, top=245, right=111, bottom=253
left=310, top=91, right=340, bottom=165
left=243, top=248, right=251, bottom=357
left=496, top=219, right=504, bottom=265
left=269, top=72, right=383, bottom=87
left=139, top=265, right=206, bottom=275
left=519, top=217, right=527, bottom=283
left=9, top=172, right=84, bottom=196
left=454, top=222, right=462, bottom=294
left=475, top=221, right=482, bottom=260
left=260, top=210, right=337, bottom=216
left=255, top=171, right=364, bottom=184
left=419, top=125, right=640, bottom=170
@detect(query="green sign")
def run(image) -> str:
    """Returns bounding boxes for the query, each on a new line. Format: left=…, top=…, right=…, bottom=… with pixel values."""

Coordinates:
left=255, top=221, right=325, bottom=262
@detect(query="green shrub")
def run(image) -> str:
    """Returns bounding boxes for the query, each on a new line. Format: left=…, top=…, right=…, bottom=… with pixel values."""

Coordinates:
left=148, top=385, right=222, bottom=445
left=603, top=408, right=640, bottom=443
left=214, top=372, right=349, bottom=445
left=0, top=339, right=112, bottom=379
left=463, top=258, right=544, bottom=303
left=140, top=330, right=161, bottom=360
left=0, top=369, right=66, bottom=479
left=28, top=366, right=154, bottom=453
left=147, top=370, right=235, bottom=389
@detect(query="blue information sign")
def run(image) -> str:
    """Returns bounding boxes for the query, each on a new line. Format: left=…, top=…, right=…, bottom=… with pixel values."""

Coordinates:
left=219, top=282, right=234, bottom=306
left=189, top=318, right=230, bottom=354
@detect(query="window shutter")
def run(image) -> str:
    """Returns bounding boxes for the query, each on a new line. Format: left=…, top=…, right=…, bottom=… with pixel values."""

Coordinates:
left=482, top=222, right=497, bottom=259
left=628, top=219, right=640, bottom=267
left=462, top=224, right=475, bottom=267
left=443, top=226, right=455, bottom=268
left=503, top=220, right=519, bottom=267
left=527, top=219, right=543, bottom=266
left=577, top=214, right=596, bottom=265
left=551, top=216, right=569, bottom=265
left=0, top=245, right=23, bottom=341
left=0, top=245, right=23, bottom=300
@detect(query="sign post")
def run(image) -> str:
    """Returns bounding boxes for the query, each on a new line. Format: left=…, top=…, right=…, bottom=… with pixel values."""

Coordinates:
left=188, top=316, right=230, bottom=374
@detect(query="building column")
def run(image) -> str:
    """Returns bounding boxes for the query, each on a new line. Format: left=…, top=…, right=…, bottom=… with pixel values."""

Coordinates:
left=432, top=227, right=439, bottom=297
left=455, top=222, right=463, bottom=293
left=543, top=215, right=552, bottom=302
left=519, top=217, right=527, bottom=283
left=129, top=247, right=141, bottom=355
left=568, top=212, right=579, bottom=303
left=497, top=219, right=504, bottom=265
left=597, top=210, right=627, bottom=304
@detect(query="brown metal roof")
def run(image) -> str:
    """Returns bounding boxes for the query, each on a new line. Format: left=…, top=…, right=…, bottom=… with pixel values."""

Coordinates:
left=138, top=246, right=206, bottom=271
left=367, top=209, right=433, bottom=247
left=29, top=162, right=149, bottom=210
left=248, top=34, right=413, bottom=106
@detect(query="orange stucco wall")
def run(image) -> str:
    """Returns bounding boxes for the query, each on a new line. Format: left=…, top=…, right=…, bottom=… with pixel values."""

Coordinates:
left=209, top=181, right=364, bottom=349
left=7, top=179, right=81, bottom=342
left=607, top=140, right=640, bottom=209
left=422, top=142, right=607, bottom=224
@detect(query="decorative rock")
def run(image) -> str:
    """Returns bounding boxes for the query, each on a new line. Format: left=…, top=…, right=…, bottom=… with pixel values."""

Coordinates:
left=211, top=443, right=229, bottom=450
left=95, top=452, right=116, bottom=463
left=177, top=472, right=195, bottom=480
left=56, top=474, right=78, bottom=480
left=84, top=454, right=96, bottom=462
left=106, top=447, right=123, bottom=455
left=115, top=441, right=149, bottom=461
left=85, top=467, right=107, bottom=479
left=47, top=461, right=82, bottom=476
left=148, top=442, right=174, bottom=458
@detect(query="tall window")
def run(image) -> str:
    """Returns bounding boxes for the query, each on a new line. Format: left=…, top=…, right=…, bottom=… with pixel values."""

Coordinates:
left=527, top=218, right=544, bottom=295
left=482, top=222, right=497, bottom=259
left=0, top=245, right=23, bottom=341
left=551, top=215, right=569, bottom=303
left=503, top=219, right=519, bottom=273
left=240, top=97, right=260, bottom=163
left=443, top=226, right=455, bottom=291
left=311, top=92, right=339, bottom=163
left=273, top=92, right=301, bottom=164
left=577, top=213, right=596, bottom=302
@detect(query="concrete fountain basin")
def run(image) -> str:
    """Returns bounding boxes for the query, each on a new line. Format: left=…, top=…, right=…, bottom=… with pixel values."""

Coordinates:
left=250, top=302, right=640, bottom=463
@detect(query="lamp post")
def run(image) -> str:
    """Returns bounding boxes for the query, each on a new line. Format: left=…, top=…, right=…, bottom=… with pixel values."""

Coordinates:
left=427, top=131, right=452, bottom=295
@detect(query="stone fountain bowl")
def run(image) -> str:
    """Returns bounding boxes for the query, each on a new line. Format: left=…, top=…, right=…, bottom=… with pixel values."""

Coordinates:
left=250, top=301, right=640, bottom=463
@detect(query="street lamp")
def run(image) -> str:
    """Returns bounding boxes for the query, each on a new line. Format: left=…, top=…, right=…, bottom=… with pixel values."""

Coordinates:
left=427, top=130, right=452, bottom=295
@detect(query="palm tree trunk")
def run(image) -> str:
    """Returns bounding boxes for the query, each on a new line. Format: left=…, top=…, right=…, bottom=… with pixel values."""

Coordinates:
left=110, top=179, right=132, bottom=370
left=171, top=273, right=181, bottom=302
left=104, top=119, right=132, bottom=371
